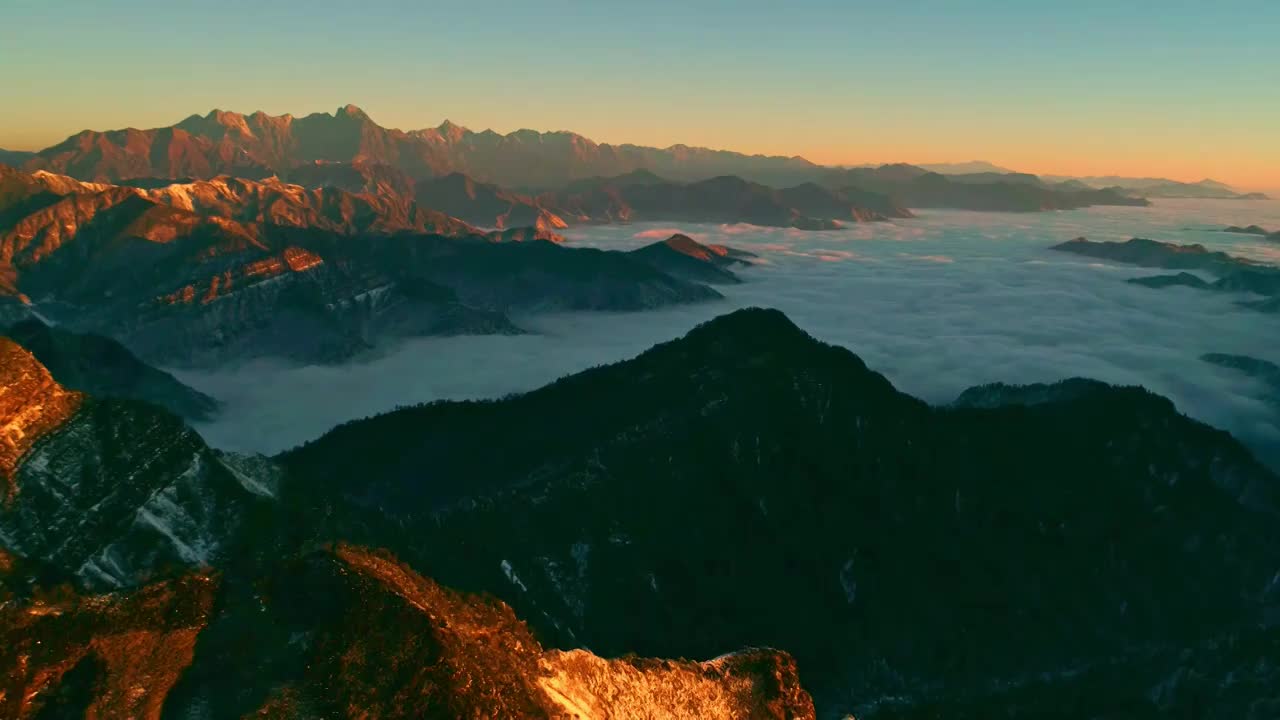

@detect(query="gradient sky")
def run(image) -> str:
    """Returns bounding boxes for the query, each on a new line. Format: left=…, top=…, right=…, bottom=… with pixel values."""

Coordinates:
left=2, top=0, right=1277, bottom=190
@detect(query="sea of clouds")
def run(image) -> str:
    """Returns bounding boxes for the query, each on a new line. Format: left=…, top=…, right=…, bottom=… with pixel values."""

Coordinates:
left=176, top=199, right=1280, bottom=469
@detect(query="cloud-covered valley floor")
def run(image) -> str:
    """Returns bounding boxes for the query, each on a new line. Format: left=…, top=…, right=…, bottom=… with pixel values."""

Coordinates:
left=175, top=199, right=1280, bottom=469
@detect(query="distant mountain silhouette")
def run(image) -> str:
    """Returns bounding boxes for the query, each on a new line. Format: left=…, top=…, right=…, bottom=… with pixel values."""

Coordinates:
left=828, top=165, right=1149, bottom=211
left=1039, top=174, right=1266, bottom=199
left=1053, top=237, right=1280, bottom=313
left=917, top=160, right=1017, bottom=174
left=20, top=105, right=824, bottom=189
left=18, top=106, right=1201, bottom=211
left=540, top=171, right=908, bottom=229
left=0, top=150, right=34, bottom=166
left=1223, top=224, right=1280, bottom=241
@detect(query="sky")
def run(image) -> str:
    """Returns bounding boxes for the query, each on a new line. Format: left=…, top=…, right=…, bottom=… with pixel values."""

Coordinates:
left=2, top=0, right=1278, bottom=191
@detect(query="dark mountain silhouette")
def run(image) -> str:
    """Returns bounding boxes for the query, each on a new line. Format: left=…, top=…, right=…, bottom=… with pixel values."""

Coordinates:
left=830, top=166, right=1149, bottom=211
left=1203, top=353, right=1280, bottom=413
left=276, top=164, right=903, bottom=231
left=1050, top=236, right=1254, bottom=270
left=541, top=171, right=907, bottom=229
left=275, top=308, right=1280, bottom=717
left=1039, top=174, right=1268, bottom=200
left=0, top=150, right=35, bottom=166
left=1223, top=224, right=1280, bottom=241
left=1054, top=237, right=1280, bottom=312
left=1127, top=271, right=1213, bottom=290
left=1125, top=180, right=1268, bottom=200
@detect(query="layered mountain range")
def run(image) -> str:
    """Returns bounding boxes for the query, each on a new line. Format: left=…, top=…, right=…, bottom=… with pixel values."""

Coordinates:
left=10, top=105, right=1154, bottom=216
left=410, top=169, right=910, bottom=230
left=830, top=164, right=1150, bottom=212
left=1052, top=236, right=1280, bottom=313
left=18, top=105, right=822, bottom=190
left=1223, top=224, right=1280, bottom=242
left=3, top=308, right=1277, bottom=718
left=0, top=165, right=752, bottom=366
left=926, top=165, right=1269, bottom=200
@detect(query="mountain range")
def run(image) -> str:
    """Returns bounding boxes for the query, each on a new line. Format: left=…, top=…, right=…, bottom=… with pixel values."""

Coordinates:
left=3, top=308, right=1278, bottom=718
left=828, top=164, right=1149, bottom=212
left=925, top=165, right=1269, bottom=200
left=6, top=106, right=1159, bottom=215
left=0, top=165, right=757, bottom=366
left=1051, top=236, right=1280, bottom=313
left=16, top=105, right=822, bottom=190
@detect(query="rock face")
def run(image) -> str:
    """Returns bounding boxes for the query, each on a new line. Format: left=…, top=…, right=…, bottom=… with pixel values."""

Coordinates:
left=0, top=167, right=721, bottom=367
left=0, top=339, right=272, bottom=590
left=3, top=318, right=219, bottom=420
left=21, top=105, right=823, bottom=189
left=628, top=233, right=757, bottom=284
left=0, top=338, right=83, bottom=497
left=0, top=544, right=815, bottom=719
left=0, top=572, right=217, bottom=720
left=279, top=308, right=1280, bottom=718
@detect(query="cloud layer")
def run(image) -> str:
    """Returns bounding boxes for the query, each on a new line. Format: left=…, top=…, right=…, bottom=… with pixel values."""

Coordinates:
left=176, top=199, right=1280, bottom=469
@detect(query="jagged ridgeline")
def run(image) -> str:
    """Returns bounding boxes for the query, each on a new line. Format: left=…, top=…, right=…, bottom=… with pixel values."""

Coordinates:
left=2, top=309, right=1279, bottom=718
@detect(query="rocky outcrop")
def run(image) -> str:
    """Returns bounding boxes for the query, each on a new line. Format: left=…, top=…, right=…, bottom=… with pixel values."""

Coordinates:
left=1, top=544, right=815, bottom=719
left=0, top=338, right=83, bottom=498
left=230, top=545, right=816, bottom=719
left=0, top=572, right=217, bottom=720
left=0, top=342, right=273, bottom=589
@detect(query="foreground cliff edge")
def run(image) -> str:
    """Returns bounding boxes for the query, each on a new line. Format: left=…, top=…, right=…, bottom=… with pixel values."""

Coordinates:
left=3, top=309, right=1280, bottom=718
left=1, top=545, right=815, bottom=719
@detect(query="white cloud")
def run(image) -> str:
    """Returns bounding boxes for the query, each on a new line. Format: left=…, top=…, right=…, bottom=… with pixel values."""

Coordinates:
left=175, top=199, right=1280, bottom=470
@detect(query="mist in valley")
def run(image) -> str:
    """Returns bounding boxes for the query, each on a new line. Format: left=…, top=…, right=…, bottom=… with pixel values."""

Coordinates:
left=175, top=199, right=1280, bottom=470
